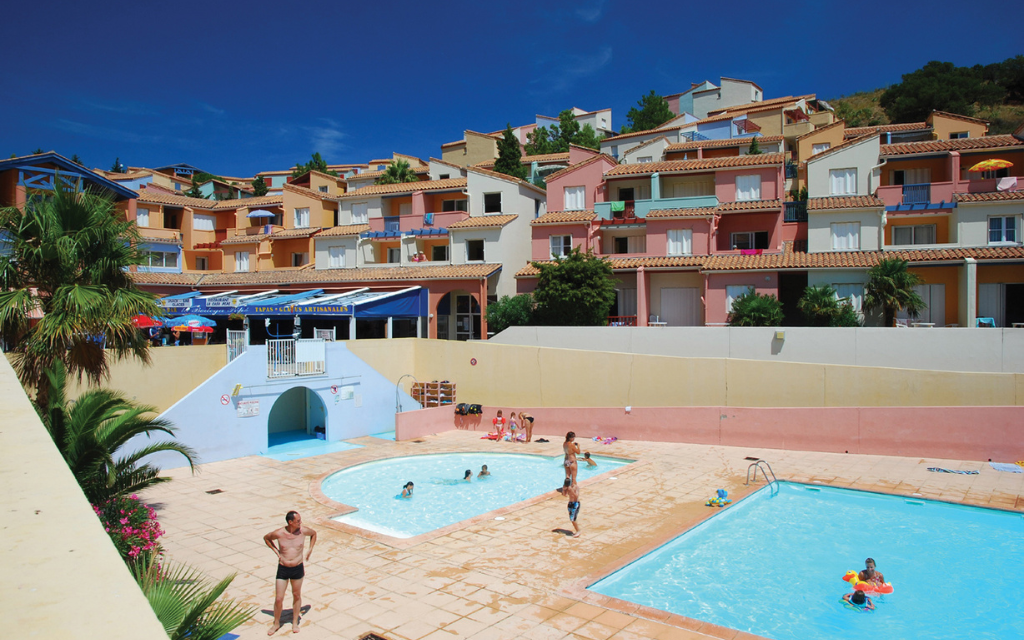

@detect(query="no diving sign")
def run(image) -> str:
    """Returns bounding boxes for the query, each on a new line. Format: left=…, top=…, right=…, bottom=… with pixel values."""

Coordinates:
left=220, top=394, right=230, bottom=405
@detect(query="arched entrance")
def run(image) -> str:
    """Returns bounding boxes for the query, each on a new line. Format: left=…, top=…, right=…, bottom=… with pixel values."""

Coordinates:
left=267, top=386, right=327, bottom=447
left=436, top=291, right=481, bottom=340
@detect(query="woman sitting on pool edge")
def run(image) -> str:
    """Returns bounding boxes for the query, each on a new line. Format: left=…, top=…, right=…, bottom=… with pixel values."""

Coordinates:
left=842, top=590, right=875, bottom=611
left=400, top=482, right=414, bottom=498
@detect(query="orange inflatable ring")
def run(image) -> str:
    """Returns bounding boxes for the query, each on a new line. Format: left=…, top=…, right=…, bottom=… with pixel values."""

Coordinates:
left=842, top=570, right=894, bottom=594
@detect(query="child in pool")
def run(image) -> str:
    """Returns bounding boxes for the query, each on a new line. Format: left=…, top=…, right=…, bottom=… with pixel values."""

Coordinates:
left=843, top=590, right=874, bottom=611
left=478, top=465, right=490, bottom=478
left=400, top=482, right=414, bottom=498
left=582, top=452, right=597, bottom=467
left=463, top=469, right=473, bottom=482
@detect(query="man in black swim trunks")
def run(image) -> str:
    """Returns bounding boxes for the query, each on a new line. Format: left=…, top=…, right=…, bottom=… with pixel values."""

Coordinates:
left=558, top=478, right=581, bottom=537
left=264, top=511, right=316, bottom=635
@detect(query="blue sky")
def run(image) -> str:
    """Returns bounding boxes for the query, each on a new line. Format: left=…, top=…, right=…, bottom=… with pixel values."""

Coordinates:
left=1, top=0, right=1019, bottom=177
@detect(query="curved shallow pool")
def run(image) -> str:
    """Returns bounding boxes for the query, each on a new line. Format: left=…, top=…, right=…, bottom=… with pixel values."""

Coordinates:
left=321, top=451, right=630, bottom=538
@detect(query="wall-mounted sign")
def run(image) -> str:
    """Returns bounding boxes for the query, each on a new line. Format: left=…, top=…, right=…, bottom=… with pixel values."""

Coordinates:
left=236, top=399, right=260, bottom=418
left=220, top=394, right=230, bottom=405
left=330, top=385, right=338, bottom=394
left=470, top=358, right=477, bottom=366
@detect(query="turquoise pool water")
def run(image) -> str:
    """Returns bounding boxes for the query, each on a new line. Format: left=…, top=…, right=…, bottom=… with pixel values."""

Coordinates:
left=589, top=482, right=1024, bottom=640
left=262, top=431, right=362, bottom=462
left=321, top=452, right=629, bottom=538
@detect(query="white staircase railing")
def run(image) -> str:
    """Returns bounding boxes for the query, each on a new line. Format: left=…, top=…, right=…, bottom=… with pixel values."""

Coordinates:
left=267, top=338, right=326, bottom=378
left=227, top=330, right=248, bottom=362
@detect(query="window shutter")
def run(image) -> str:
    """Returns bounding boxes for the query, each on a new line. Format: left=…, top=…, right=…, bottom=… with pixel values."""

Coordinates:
left=136, top=209, right=149, bottom=227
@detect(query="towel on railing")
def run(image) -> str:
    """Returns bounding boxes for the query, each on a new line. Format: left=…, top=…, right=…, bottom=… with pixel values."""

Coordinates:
left=610, top=201, right=625, bottom=212
left=996, top=176, right=1017, bottom=191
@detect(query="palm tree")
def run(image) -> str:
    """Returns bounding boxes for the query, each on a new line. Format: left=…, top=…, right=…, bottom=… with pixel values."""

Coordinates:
left=39, top=362, right=197, bottom=504
left=0, top=179, right=163, bottom=404
left=133, top=553, right=256, bottom=640
left=798, top=285, right=861, bottom=327
left=728, top=290, right=784, bottom=326
left=863, top=258, right=925, bottom=327
left=375, top=159, right=420, bottom=185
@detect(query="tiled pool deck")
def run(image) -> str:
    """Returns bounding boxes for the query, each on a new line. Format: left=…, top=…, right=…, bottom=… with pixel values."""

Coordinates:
left=146, top=431, right=1024, bottom=640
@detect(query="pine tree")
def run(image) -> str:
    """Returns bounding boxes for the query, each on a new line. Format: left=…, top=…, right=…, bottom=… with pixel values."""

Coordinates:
left=251, top=175, right=269, bottom=196
left=748, top=137, right=763, bottom=155
left=110, top=157, right=125, bottom=173
left=494, top=124, right=528, bottom=180
left=622, top=91, right=675, bottom=133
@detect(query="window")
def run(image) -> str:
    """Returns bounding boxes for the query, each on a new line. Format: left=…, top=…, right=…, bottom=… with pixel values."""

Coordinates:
left=891, top=168, right=931, bottom=185
left=989, top=216, right=1017, bottom=244
left=611, top=145, right=618, bottom=158
left=318, top=186, right=328, bottom=193
left=831, top=222, right=860, bottom=250
left=293, top=207, right=310, bottom=228
left=667, top=229, right=693, bottom=256
left=432, top=245, right=448, bottom=261
left=442, top=199, right=468, bottom=212
left=174, top=182, right=181, bottom=191
left=730, top=231, right=769, bottom=250
left=829, top=168, right=857, bottom=195
left=352, top=202, right=368, bottom=224
left=726, top=285, right=754, bottom=313
left=144, top=251, right=179, bottom=268
left=466, top=240, right=484, bottom=261
left=833, top=284, right=863, bottom=312
left=735, top=174, right=762, bottom=201
left=550, top=235, right=572, bottom=258
left=235, top=251, right=250, bottom=272
left=811, top=142, right=831, bottom=155
left=612, top=236, right=646, bottom=254
left=291, top=252, right=309, bottom=267
left=193, top=214, right=216, bottom=232
left=195, top=256, right=207, bottom=271
left=484, top=193, right=502, bottom=213
left=564, top=186, right=585, bottom=210
left=136, top=208, right=149, bottom=227
left=950, top=131, right=969, bottom=139
left=439, top=173, right=450, bottom=180
left=387, top=247, right=400, bottom=263
left=328, top=246, right=345, bottom=268
left=637, top=156, right=653, bottom=163
left=892, top=224, right=936, bottom=246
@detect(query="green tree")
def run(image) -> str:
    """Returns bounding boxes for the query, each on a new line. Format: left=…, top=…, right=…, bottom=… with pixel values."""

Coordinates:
left=728, top=290, right=784, bottom=326
left=133, top=554, right=256, bottom=640
left=485, top=294, right=534, bottom=334
left=110, top=157, right=125, bottom=173
left=251, top=175, right=269, bottom=196
left=978, top=54, right=1024, bottom=103
left=70, top=154, right=84, bottom=165
left=863, top=258, right=925, bottom=327
left=494, top=124, right=528, bottom=180
left=524, top=126, right=557, bottom=155
left=525, top=110, right=603, bottom=155
left=573, top=123, right=601, bottom=150
left=38, top=362, right=197, bottom=504
left=531, top=248, right=616, bottom=325
left=291, top=152, right=337, bottom=178
left=34, top=148, right=45, bottom=155
left=183, top=176, right=206, bottom=199
left=622, top=91, right=675, bottom=133
left=556, top=110, right=581, bottom=150
left=880, top=60, right=1003, bottom=122
left=375, top=159, right=420, bottom=185
left=747, top=137, right=763, bottom=155
left=797, top=285, right=861, bottom=327
left=833, top=100, right=882, bottom=128
left=0, top=181, right=163, bottom=402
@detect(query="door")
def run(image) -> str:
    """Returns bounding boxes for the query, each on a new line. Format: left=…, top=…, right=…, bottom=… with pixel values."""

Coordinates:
left=455, top=294, right=478, bottom=340
left=898, top=284, right=945, bottom=325
left=660, top=287, right=701, bottom=326
left=978, top=283, right=1004, bottom=326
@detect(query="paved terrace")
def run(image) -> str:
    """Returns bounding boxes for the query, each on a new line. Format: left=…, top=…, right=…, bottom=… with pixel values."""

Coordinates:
left=146, top=430, right=1024, bottom=640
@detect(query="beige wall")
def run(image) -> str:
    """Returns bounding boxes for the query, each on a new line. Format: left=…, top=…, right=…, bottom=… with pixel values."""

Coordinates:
left=930, top=114, right=987, bottom=140
left=348, top=339, right=1023, bottom=409
left=0, top=358, right=168, bottom=640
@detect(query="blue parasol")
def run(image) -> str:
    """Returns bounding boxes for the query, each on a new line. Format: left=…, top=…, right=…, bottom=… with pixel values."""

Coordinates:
left=164, top=315, right=216, bottom=332
left=246, top=209, right=276, bottom=218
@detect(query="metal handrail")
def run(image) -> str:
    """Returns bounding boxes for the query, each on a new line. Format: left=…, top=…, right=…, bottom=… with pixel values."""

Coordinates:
left=745, top=459, right=778, bottom=487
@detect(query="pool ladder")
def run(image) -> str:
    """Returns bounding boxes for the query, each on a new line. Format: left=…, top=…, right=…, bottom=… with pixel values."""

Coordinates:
left=745, top=459, right=779, bottom=495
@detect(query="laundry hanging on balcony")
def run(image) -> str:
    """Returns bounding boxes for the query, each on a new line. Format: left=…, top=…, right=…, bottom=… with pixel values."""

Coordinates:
left=610, top=201, right=626, bottom=212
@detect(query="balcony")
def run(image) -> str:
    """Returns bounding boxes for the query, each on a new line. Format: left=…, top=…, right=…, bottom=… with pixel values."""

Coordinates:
left=137, top=227, right=182, bottom=243
left=607, top=316, right=637, bottom=327
left=901, top=183, right=930, bottom=204
left=877, top=182, right=956, bottom=210
left=366, top=210, right=468, bottom=233
left=783, top=201, right=807, bottom=222
left=595, top=195, right=718, bottom=220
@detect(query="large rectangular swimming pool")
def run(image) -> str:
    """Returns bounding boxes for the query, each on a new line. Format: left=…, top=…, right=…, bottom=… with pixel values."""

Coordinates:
left=589, top=481, right=1023, bottom=640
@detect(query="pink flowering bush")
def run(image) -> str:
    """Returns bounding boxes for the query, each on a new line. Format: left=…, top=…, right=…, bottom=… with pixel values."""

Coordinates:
left=93, top=494, right=163, bottom=564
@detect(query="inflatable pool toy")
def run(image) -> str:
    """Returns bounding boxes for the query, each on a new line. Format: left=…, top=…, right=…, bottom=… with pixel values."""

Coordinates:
left=592, top=436, right=618, bottom=445
left=840, top=597, right=874, bottom=612
left=842, top=571, right=894, bottom=594
left=705, top=489, right=731, bottom=507
left=480, top=431, right=504, bottom=440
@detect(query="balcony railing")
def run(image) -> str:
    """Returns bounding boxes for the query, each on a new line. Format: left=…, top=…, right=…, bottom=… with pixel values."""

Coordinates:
left=267, top=338, right=325, bottom=378
left=595, top=195, right=719, bottom=220
left=607, top=316, right=638, bottom=327
left=783, top=201, right=807, bottom=222
left=902, top=183, right=931, bottom=204
left=383, top=216, right=400, bottom=232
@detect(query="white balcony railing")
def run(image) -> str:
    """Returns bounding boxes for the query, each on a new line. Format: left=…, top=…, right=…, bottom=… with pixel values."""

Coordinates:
left=267, top=338, right=326, bottom=378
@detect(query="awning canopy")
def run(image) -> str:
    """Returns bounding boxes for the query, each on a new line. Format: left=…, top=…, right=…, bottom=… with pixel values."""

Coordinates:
left=179, top=287, right=428, bottom=318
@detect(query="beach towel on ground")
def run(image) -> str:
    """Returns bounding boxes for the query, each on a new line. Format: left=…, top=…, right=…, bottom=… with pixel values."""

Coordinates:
left=989, top=462, right=1024, bottom=473
left=927, top=467, right=979, bottom=474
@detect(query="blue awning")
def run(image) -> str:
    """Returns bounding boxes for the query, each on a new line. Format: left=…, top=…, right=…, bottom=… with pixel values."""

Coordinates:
left=158, top=291, right=201, bottom=310
left=409, top=228, right=448, bottom=236
left=239, top=287, right=427, bottom=318
left=360, top=230, right=403, bottom=239
left=885, top=202, right=956, bottom=212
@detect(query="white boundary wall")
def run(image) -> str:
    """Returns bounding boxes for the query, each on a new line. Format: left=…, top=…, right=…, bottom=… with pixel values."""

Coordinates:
left=491, top=326, right=1024, bottom=374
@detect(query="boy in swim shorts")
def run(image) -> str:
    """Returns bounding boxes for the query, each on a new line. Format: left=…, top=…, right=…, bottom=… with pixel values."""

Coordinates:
left=558, top=478, right=581, bottom=537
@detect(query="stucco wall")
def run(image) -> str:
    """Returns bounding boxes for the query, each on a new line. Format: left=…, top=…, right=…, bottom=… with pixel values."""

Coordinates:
left=957, top=202, right=1023, bottom=247
left=807, top=208, right=883, bottom=252
left=806, top=137, right=881, bottom=198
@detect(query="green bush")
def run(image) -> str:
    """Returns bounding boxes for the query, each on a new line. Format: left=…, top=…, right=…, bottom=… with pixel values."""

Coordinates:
left=728, top=290, right=784, bottom=326
left=486, top=294, right=534, bottom=334
left=797, top=285, right=862, bottom=327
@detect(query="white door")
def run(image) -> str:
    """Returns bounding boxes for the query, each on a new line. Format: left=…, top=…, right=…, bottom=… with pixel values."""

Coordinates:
left=660, top=287, right=701, bottom=326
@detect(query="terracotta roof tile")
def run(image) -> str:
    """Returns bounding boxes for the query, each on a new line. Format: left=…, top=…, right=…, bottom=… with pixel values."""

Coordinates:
left=315, top=224, right=371, bottom=237
left=531, top=210, right=596, bottom=225
left=446, top=214, right=518, bottom=229
left=129, top=272, right=203, bottom=285
left=516, top=255, right=705, bottom=277
left=645, top=207, right=717, bottom=219
left=269, top=227, right=319, bottom=240
left=220, top=233, right=268, bottom=246
left=340, top=178, right=467, bottom=199
left=881, top=135, right=1024, bottom=156
left=794, top=120, right=845, bottom=142
left=543, top=153, right=618, bottom=183
left=844, top=122, right=928, bottom=139
left=805, top=133, right=878, bottom=163
left=473, top=152, right=569, bottom=169
left=139, top=234, right=182, bottom=245
left=929, top=110, right=989, bottom=126
left=282, top=183, right=341, bottom=201
left=807, top=196, right=885, bottom=210
left=191, top=263, right=502, bottom=285
left=954, top=190, right=1024, bottom=203
left=135, top=189, right=217, bottom=209
left=465, top=166, right=547, bottom=195
left=665, top=136, right=783, bottom=153
left=717, top=199, right=782, bottom=212
left=604, top=153, right=784, bottom=177
left=346, top=167, right=430, bottom=180
left=709, top=94, right=813, bottom=116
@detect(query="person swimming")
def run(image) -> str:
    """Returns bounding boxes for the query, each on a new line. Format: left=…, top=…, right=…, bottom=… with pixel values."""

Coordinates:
left=400, top=482, right=414, bottom=498
left=582, top=452, right=597, bottom=467
left=463, top=469, right=472, bottom=482
left=842, top=589, right=875, bottom=611
left=478, top=465, right=490, bottom=478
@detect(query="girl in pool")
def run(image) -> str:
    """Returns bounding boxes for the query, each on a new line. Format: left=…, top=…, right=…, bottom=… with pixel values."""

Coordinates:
left=463, top=469, right=473, bottom=482
left=400, top=482, right=414, bottom=498
left=507, top=413, right=519, bottom=442
left=842, top=590, right=875, bottom=611
left=563, top=432, right=580, bottom=482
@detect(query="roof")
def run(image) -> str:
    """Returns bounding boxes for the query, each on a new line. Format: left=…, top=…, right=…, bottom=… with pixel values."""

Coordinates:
left=315, top=224, right=371, bottom=237
left=717, top=199, right=782, bottom=212
left=794, top=119, right=845, bottom=142
left=340, top=178, right=467, bottom=199
left=516, top=255, right=706, bottom=277
left=843, top=122, right=928, bottom=139
left=708, top=94, right=814, bottom=117
left=622, top=136, right=669, bottom=159
left=346, top=166, right=430, bottom=180
left=543, top=153, right=618, bottom=183
left=133, top=263, right=503, bottom=286
left=645, top=207, right=717, bottom=219
left=807, top=196, right=885, bottom=210
left=428, top=157, right=467, bottom=171
left=473, top=152, right=569, bottom=169
left=446, top=214, right=518, bottom=229
left=665, top=136, right=784, bottom=153
left=0, top=152, right=139, bottom=200
left=269, top=227, right=319, bottom=240
left=465, top=166, right=547, bottom=196
left=953, top=190, right=1024, bottom=203
left=136, top=188, right=284, bottom=211
left=604, top=153, right=784, bottom=177
left=805, top=133, right=878, bottom=163
left=531, top=210, right=596, bottom=225
left=929, top=110, right=990, bottom=126
left=220, top=233, right=269, bottom=245
left=880, top=135, right=1024, bottom=157
left=282, top=183, right=341, bottom=201
left=702, top=246, right=1024, bottom=271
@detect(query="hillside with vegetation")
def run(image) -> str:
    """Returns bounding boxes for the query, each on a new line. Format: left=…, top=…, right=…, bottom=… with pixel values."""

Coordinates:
left=830, top=56, right=1024, bottom=134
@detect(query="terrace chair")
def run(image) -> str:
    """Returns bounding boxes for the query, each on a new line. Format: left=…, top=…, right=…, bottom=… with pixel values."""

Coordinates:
left=895, top=318, right=909, bottom=328
left=976, top=317, right=996, bottom=328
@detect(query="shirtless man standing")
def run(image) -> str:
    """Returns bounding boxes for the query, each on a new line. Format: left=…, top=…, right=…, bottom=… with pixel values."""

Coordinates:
left=264, top=511, right=317, bottom=635
left=558, top=478, right=581, bottom=537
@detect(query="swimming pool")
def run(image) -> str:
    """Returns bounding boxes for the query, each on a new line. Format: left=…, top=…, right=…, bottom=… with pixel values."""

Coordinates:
left=589, top=481, right=1024, bottom=640
left=320, top=452, right=630, bottom=538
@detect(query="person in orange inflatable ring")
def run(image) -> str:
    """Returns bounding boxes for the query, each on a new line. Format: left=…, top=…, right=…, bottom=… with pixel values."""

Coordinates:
left=858, top=558, right=885, bottom=585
